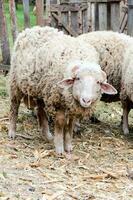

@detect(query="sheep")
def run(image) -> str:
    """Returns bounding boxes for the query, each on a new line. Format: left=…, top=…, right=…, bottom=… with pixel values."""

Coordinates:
left=78, top=31, right=133, bottom=135
left=120, top=43, right=133, bottom=135
left=8, top=26, right=117, bottom=154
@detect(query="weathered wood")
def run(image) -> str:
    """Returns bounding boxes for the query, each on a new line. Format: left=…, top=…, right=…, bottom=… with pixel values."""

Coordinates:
left=22, top=0, right=30, bottom=28
left=91, top=3, right=95, bottom=31
left=111, top=3, right=120, bottom=31
left=127, top=0, right=133, bottom=36
left=82, top=7, right=88, bottom=33
left=98, top=3, right=107, bottom=30
left=51, top=4, right=81, bottom=12
left=50, top=0, right=58, bottom=3
left=119, top=4, right=128, bottom=33
left=50, top=3, right=88, bottom=12
left=61, top=11, right=69, bottom=34
left=71, top=10, right=79, bottom=35
left=50, top=0, right=58, bottom=27
left=36, top=0, right=44, bottom=26
left=9, top=0, right=18, bottom=42
left=90, top=0, right=121, bottom=2
left=0, top=0, right=10, bottom=65
left=45, top=0, right=51, bottom=25
left=52, top=12, right=78, bottom=36
left=95, top=2, right=99, bottom=30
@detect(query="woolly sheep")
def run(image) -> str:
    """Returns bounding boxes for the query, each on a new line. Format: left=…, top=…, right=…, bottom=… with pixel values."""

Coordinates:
left=79, top=31, right=133, bottom=135
left=120, top=43, right=133, bottom=135
left=8, top=26, right=117, bottom=154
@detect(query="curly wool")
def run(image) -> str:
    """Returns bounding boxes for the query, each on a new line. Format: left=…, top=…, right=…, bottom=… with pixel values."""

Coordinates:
left=121, top=42, right=133, bottom=102
left=9, top=26, right=100, bottom=119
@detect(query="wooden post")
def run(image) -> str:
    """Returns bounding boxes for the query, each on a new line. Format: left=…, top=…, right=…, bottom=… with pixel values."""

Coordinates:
left=90, top=0, right=121, bottom=31
left=36, top=0, right=44, bottom=26
left=82, top=1, right=89, bottom=33
left=110, top=2, right=120, bottom=31
left=98, top=2, right=107, bottom=30
left=95, top=2, right=99, bottom=30
left=22, top=0, right=30, bottom=28
left=127, top=0, right=133, bottom=36
left=45, top=0, right=51, bottom=25
left=9, top=0, right=18, bottom=42
left=70, top=0, right=79, bottom=34
left=0, top=0, right=10, bottom=65
left=50, top=0, right=58, bottom=27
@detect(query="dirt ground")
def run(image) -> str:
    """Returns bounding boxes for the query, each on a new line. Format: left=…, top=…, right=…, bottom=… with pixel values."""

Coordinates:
left=0, top=75, right=133, bottom=200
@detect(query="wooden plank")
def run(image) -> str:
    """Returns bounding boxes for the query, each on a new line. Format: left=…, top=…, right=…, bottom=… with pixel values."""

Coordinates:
left=95, top=2, right=99, bottom=30
left=50, top=4, right=80, bottom=12
left=107, top=1, right=111, bottom=29
left=91, top=3, right=96, bottom=31
left=50, top=0, right=58, bottom=3
left=36, top=0, right=44, bottom=26
left=61, top=11, right=69, bottom=34
left=87, top=2, right=92, bottom=31
left=111, top=3, right=120, bottom=31
left=0, top=0, right=10, bottom=65
left=98, top=3, right=108, bottom=30
left=45, top=0, right=51, bottom=26
left=22, top=0, right=30, bottom=28
left=50, top=0, right=58, bottom=28
left=52, top=12, right=78, bottom=36
left=90, top=0, right=121, bottom=2
left=82, top=8, right=88, bottom=33
left=70, top=11, right=79, bottom=35
left=9, top=0, right=18, bottom=42
left=127, top=0, right=133, bottom=36
left=120, top=13, right=127, bottom=33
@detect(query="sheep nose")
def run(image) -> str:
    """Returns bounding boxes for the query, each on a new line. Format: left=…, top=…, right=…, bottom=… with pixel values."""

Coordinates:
left=82, top=98, right=91, bottom=104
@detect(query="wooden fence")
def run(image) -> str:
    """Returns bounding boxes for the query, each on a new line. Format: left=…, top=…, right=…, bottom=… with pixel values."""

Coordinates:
left=0, top=0, right=133, bottom=72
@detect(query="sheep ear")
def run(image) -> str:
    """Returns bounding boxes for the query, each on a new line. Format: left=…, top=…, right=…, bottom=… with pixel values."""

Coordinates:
left=57, top=78, right=74, bottom=89
left=101, top=83, right=117, bottom=95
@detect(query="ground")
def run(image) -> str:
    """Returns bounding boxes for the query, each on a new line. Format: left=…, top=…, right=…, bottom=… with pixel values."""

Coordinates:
left=0, top=75, right=133, bottom=200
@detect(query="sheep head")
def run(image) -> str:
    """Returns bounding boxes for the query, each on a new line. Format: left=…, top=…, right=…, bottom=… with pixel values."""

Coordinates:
left=58, top=61, right=117, bottom=108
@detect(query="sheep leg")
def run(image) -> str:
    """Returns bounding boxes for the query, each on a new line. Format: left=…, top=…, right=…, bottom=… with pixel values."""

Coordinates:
left=122, top=101, right=130, bottom=135
left=64, top=118, right=75, bottom=153
left=54, top=111, right=65, bottom=154
left=37, top=99, right=53, bottom=141
left=8, top=94, right=22, bottom=139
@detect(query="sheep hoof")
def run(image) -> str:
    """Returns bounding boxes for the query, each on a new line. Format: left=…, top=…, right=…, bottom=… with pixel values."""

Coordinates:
left=8, top=130, right=16, bottom=139
left=65, top=144, right=72, bottom=153
left=46, top=132, right=54, bottom=142
left=123, top=128, right=129, bottom=135
left=55, top=145, right=64, bottom=155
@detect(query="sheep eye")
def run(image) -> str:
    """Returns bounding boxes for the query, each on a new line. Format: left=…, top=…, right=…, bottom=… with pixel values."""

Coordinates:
left=76, top=77, right=80, bottom=81
left=97, top=81, right=100, bottom=84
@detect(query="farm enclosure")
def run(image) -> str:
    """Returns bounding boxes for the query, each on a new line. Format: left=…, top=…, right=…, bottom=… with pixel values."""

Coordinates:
left=0, top=0, right=132, bottom=70
left=0, top=0, right=133, bottom=199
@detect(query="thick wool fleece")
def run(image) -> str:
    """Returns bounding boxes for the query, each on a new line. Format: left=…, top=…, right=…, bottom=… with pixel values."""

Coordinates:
left=9, top=26, right=101, bottom=119
left=121, top=42, right=133, bottom=102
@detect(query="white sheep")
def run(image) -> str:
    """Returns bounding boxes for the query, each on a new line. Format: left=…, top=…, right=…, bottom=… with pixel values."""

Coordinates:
left=120, top=43, right=133, bottom=135
left=79, top=31, right=133, bottom=135
left=8, top=26, right=117, bottom=154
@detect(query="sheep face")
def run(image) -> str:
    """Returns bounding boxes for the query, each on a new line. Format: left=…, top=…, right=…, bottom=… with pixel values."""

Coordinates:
left=58, top=62, right=117, bottom=108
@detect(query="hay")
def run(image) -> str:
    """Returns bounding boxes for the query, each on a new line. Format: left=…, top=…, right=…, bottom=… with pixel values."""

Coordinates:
left=0, top=76, right=133, bottom=200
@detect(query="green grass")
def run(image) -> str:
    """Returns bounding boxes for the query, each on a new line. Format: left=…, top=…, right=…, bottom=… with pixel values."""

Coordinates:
left=0, top=75, right=8, bottom=97
left=3, top=2, right=36, bottom=49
